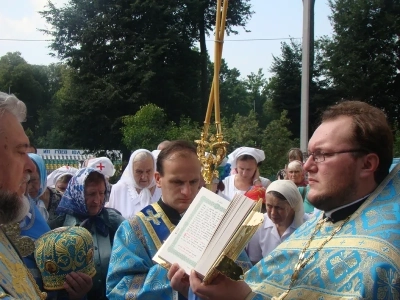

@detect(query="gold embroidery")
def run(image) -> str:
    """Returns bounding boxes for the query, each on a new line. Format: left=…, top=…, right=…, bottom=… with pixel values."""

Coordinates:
left=136, top=203, right=175, bottom=250
left=0, top=230, right=46, bottom=299
left=273, top=215, right=351, bottom=300
left=125, top=273, right=146, bottom=300
left=0, top=223, right=35, bottom=257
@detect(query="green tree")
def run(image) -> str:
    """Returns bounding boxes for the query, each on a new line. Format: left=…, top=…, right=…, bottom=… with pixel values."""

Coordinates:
left=260, top=110, right=298, bottom=179
left=121, top=104, right=169, bottom=151
left=224, top=110, right=261, bottom=151
left=188, top=0, right=254, bottom=107
left=244, top=69, right=268, bottom=127
left=267, top=39, right=337, bottom=138
left=216, top=59, right=251, bottom=121
left=166, top=117, right=202, bottom=143
left=35, top=63, right=65, bottom=147
left=0, top=52, right=50, bottom=143
left=40, top=0, right=204, bottom=152
left=324, top=0, right=400, bottom=123
left=268, top=41, right=302, bottom=138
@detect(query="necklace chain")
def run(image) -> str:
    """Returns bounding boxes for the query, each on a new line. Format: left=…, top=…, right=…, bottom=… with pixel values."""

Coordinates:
left=273, top=215, right=351, bottom=300
left=25, top=264, right=48, bottom=300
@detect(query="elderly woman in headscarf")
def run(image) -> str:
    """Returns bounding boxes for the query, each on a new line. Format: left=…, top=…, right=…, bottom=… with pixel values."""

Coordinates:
left=49, top=167, right=124, bottom=300
left=26, top=153, right=50, bottom=221
left=28, top=160, right=70, bottom=222
left=106, top=149, right=161, bottom=219
left=47, top=165, right=78, bottom=194
left=246, top=180, right=309, bottom=265
left=218, top=147, right=270, bottom=201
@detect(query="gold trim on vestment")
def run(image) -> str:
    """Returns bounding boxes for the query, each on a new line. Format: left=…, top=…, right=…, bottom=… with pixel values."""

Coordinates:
left=136, top=203, right=175, bottom=250
left=153, top=203, right=176, bottom=233
left=283, top=235, right=400, bottom=269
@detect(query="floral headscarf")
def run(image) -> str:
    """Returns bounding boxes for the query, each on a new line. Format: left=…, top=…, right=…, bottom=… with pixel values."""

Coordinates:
left=56, top=168, right=110, bottom=236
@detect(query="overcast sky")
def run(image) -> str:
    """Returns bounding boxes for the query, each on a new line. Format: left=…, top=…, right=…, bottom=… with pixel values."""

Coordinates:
left=0, top=0, right=333, bottom=79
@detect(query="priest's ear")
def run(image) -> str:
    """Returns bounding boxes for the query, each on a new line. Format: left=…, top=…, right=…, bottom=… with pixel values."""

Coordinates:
left=154, top=172, right=162, bottom=188
left=359, top=152, right=379, bottom=179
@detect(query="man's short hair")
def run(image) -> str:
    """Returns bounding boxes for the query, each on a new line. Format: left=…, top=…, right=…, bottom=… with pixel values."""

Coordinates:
left=288, top=148, right=303, bottom=162
left=157, top=140, right=171, bottom=151
left=156, top=140, right=197, bottom=176
left=321, top=100, right=393, bottom=184
left=0, top=92, right=27, bottom=122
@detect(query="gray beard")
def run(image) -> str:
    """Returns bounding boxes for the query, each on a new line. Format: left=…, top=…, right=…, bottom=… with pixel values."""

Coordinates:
left=0, top=191, right=30, bottom=225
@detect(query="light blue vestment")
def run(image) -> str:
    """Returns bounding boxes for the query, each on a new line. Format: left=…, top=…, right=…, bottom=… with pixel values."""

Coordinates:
left=245, top=165, right=400, bottom=299
left=106, top=202, right=252, bottom=300
left=106, top=202, right=186, bottom=300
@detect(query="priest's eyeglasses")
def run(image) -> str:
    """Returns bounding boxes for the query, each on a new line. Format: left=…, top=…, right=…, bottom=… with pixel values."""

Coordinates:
left=303, top=149, right=367, bottom=163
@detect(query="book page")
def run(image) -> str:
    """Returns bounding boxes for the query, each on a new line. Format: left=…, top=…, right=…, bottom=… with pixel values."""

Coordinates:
left=154, top=187, right=229, bottom=274
left=195, top=194, right=256, bottom=277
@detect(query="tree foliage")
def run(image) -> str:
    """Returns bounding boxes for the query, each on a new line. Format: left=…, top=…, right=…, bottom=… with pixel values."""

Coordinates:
left=0, top=52, right=51, bottom=143
left=224, top=110, right=261, bottom=150
left=122, top=104, right=168, bottom=151
left=324, top=0, right=400, bottom=123
left=260, top=110, right=298, bottom=179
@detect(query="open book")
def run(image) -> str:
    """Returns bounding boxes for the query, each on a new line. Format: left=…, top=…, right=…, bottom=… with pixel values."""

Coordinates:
left=153, top=187, right=263, bottom=284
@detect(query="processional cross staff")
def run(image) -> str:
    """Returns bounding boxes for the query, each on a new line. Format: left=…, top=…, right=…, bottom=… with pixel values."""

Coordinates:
left=195, top=0, right=229, bottom=190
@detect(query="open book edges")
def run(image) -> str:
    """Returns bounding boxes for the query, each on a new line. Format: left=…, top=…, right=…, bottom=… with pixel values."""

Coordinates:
left=153, top=187, right=264, bottom=285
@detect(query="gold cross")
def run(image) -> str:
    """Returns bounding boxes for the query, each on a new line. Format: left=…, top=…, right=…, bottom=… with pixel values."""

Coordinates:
left=144, top=210, right=162, bottom=225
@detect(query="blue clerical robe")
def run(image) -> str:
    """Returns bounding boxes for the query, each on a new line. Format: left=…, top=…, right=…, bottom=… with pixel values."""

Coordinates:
left=245, top=164, right=400, bottom=299
left=106, top=202, right=187, bottom=299
left=107, top=201, right=252, bottom=300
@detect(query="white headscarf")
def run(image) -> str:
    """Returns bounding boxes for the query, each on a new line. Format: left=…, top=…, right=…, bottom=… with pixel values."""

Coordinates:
left=87, top=157, right=116, bottom=178
left=227, top=147, right=265, bottom=169
left=118, top=149, right=156, bottom=208
left=266, top=180, right=305, bottom=227
left=46, top=166, right=78, bottom=188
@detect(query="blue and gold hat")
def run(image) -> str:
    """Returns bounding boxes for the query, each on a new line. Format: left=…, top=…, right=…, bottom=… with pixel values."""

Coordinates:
left=34, top=226, right=96, bottom=290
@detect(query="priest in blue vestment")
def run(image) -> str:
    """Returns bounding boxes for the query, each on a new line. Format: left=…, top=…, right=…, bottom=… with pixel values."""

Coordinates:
left=168, top=101, right=400, bottom=300
left=106, top=141, right=250, bottom=299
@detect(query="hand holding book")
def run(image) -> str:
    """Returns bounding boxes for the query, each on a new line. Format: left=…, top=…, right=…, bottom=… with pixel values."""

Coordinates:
left=154, top=187, right=263, bottom=284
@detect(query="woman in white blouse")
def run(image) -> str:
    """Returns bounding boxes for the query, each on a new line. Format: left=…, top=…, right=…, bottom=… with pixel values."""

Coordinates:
left=106, top=149, right=161, bottom=219
left=246, top=180, right=309, bottom=264
left=218, top=147, right=270, bottom=201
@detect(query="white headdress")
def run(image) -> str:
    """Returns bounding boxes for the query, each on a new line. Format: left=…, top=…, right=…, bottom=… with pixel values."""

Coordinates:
left=87, top=157, right=116, bottom=178
left=227, top=147, right=265, bottom=169
left=46, top=166, right=78, bottom=188
left=266, top=180, right=304, bottom=227
left=119, top=149, right=156, bottom=208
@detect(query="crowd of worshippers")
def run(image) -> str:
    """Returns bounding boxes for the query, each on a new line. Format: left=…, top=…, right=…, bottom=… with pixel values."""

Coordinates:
left=0, top=90, right=399, bottom=300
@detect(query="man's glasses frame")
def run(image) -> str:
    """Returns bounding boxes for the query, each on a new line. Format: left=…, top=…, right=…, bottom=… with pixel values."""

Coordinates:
left=303, top=149, right=368, bottom=163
